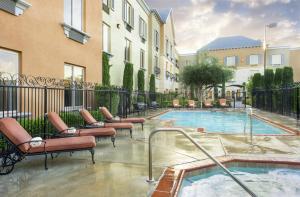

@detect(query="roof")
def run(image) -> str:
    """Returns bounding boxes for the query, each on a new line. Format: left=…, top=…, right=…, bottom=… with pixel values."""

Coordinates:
left=152, top=8, right=172, bottom=23
left=199, top=36, right=262, bottom=51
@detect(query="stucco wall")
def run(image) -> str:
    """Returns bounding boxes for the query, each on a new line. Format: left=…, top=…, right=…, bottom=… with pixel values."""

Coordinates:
left=0, top=0, right=102, bottom=83
left=290, top=49, right=300, bottom=82
left=103, top=0, right=149, bottom=90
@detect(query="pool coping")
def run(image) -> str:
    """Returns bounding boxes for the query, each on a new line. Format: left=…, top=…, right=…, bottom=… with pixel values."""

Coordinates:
left=151, top=156, right=300, bottom=197
left=149, top=109, right=299, bottom=136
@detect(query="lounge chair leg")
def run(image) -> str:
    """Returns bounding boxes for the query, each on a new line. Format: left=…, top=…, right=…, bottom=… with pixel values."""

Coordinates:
left=130, top=129, right=133, bottom=139
left=111, top=136, right=116, bottom=148
left=44, top=153, right=48, bottom=170
left=90, top=149, right=95, bottom=164
left=51, top=153, right=53, bottom=160
left=141, top=123, right=144, bottom=131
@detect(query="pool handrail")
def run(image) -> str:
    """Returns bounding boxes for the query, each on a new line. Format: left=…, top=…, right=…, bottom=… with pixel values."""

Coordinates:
left=147, top=128, right=257, bottom=197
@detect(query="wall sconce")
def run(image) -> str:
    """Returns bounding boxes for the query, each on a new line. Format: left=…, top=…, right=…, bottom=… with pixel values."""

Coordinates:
left=117, top=24, right=121, bottom=29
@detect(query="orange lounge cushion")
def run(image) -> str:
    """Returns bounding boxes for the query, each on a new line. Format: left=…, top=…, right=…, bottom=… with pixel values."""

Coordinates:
left=77, top=128, right=116, bottom=137
left=29, top=136, right=96, bottom=153
left=100, top=107, right=114, bottom=120
left=120, top=117, right=145, bottom=124
left=105, top=123, right=133, bottom=129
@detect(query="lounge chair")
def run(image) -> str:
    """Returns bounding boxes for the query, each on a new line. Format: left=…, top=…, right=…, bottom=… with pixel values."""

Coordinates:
left=47, top=112, right=116, bottom=147
left=0, top=118, right=96, bottom=175
left=100, top=107, right=145, bottom=130
left=79, top=109, right=134, bottom=138
left=204, top=100, right=213, bottom=108
left=219, top=99, right=229, bottom=107
left=172, top=99, right=181, bottom=108
left=188, top=100, right=196, bottom=108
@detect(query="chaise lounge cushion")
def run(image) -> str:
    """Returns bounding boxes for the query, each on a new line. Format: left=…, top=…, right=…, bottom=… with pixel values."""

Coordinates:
left=48, top=112, right=116, bottom=137
left=80, top=109, right=133, bottom=129
left=28, top=136, right=96, bottom=153
left=100, top=107, right=145, bottom=124
left=0, top=118, right=32, bottom=152
left=77, top=128, right=116, bottom=137
left=120, top=118, right=145, bottom=124
left=104, top=123, right=133, bottom=129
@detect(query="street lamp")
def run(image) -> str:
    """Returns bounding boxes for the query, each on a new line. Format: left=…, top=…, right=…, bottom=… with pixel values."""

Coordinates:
left=263, top=22, right=277, bottom=72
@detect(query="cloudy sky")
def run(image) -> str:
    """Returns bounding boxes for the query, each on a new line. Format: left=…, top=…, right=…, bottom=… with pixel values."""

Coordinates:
left=146, top=0, right=300, bottom=54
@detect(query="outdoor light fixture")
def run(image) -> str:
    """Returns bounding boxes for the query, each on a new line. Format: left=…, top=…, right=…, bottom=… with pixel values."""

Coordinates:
left=263, top=22, right=278, bottom=72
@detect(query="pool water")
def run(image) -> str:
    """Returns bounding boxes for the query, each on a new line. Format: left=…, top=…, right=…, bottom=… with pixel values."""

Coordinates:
left=158, top=111, right=286, bottom=134
left=180, top=166, right=300, bottom=197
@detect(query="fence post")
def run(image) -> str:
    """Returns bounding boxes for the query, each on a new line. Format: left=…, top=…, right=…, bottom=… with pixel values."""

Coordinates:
left=109, top=89, right=112, bottom=113
left=84, top=88, right=88, bottom=109
left=244, top=91, right=246, bottom=108
left=297, top=86, right=299, bottom=120
left=43, top=86, right=47, bottom=139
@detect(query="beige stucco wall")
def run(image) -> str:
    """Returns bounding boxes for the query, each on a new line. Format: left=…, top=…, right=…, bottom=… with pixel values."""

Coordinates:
left=0, top=0, right=102, bottom=83
left=290, top=49, right=300, bottom=81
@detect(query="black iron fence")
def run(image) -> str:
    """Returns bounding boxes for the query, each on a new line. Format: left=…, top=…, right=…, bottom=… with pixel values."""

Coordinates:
left=252, top=82, right=300, bottom=119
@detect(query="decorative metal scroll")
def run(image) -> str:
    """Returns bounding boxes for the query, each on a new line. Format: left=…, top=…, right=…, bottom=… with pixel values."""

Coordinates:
left=0, top=72, right=97, bottom=89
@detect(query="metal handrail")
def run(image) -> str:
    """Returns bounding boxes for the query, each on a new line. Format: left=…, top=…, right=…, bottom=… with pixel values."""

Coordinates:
left=147, top=128, right=257, bottom=197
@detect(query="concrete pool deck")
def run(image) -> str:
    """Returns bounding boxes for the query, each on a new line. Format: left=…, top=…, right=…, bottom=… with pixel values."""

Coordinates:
left=0, top=109, right=299, bottom=196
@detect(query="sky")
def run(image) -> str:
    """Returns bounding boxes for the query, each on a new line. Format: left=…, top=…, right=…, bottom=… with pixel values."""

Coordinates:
left=145, top=0, right=300, bottom=54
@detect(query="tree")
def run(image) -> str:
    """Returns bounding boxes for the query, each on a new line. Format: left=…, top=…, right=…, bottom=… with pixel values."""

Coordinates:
left=180, top=62, right=233, bottom=106
left=274, top=68, right=283, bottom=87
left=137, top=69, right=145, bottom=92
left=123, top=63, right=133, bottom=92
left=149, top=74, right=156, bottom=101
left=252, top=73, right=263, bottom=89
left=102, top=53, right=110, bottom=86
left=221, top=68, right=234, bottom=98
left=149, top=74, right=155, bottom=92
left=264, top=69, right=274, bottom=89
left=282, top=67, right=293, bottom=86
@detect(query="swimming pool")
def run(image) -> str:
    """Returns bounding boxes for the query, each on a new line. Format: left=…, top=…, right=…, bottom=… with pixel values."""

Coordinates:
left=179, top=165, right=300, bottom=197
left=158, top=111, right=286, bottom=135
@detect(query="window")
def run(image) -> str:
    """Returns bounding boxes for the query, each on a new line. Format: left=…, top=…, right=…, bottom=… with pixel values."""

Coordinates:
left=140, top=49, right=145, bottom=69
left=102, top=0, right=113, bottom=13
left=154, top=30, right=159, bottom=50
left=64, top=64, right=85, bottom=107
left=139, top=17, right=147, bottom=41
left=166, top=39, right=169, bottom=57
left=249, top=55, right=259, bottom=65
left=111, top=0, right=114, bottom=9
left=170, top=45, right=173, bottom=60
left=124, top=39, right=131, bottom=62
left=0, top=48, right=19, bottom=112
left=225, top=56, right=237, bottom=66
left=102, top=23, right=110, bottom=53
left=123, top=0, right=134, bottom=28
left=103, top=0, right=108, bottom=6
left=271, top=54, right=282, bottom=65
left=64, top=0, right=83, bottom=31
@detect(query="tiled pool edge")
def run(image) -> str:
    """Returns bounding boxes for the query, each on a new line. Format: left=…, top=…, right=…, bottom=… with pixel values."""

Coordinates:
left=152, top=156, right=300, bottom=197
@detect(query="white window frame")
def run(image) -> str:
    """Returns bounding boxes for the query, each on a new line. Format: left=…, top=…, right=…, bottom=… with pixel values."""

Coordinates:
left=226, top=56, right=236, bottom=66
left=140, top=49, right=145, bottom=69
left=64, top=64, right=85, bottom=109
left=64, top=0, right=84, bottom=31
left=102, top=23, right=111, bottom=53
left=0, top=48, right=19, bottom=114
left=139, top=17, right=147, bottom=41
left=154, top=30, right=159, bottom=49
left=123, top=0, right=134, bottom=28
left=271, top=54, right=282, bottom=66
left=124, top=38, right=131, bottom=62
left=249, top=55, right=259, bottom=65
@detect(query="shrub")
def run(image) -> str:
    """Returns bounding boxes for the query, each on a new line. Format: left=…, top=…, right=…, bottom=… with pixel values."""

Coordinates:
left=102, top=53, right=111, bottom=86
left=123, top=63, right=133, bottom=92
left=274, top=68, right=283, bottom=87
left=149, top=74, right=156, bottom=101
left=95, top=85, right=120, bottom=116
left=137, top=69, right=145, bottom=92
left=252, top=73, right=263, bottom=89
left=264, top=69, right=274, bottom=89
left=282, top=67, right=293, bottom=86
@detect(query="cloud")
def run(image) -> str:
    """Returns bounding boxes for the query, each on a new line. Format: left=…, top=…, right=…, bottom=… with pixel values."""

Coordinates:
left=145, top=0, right=300, bottom=54
left=230, top=0, right=291, bottom=8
